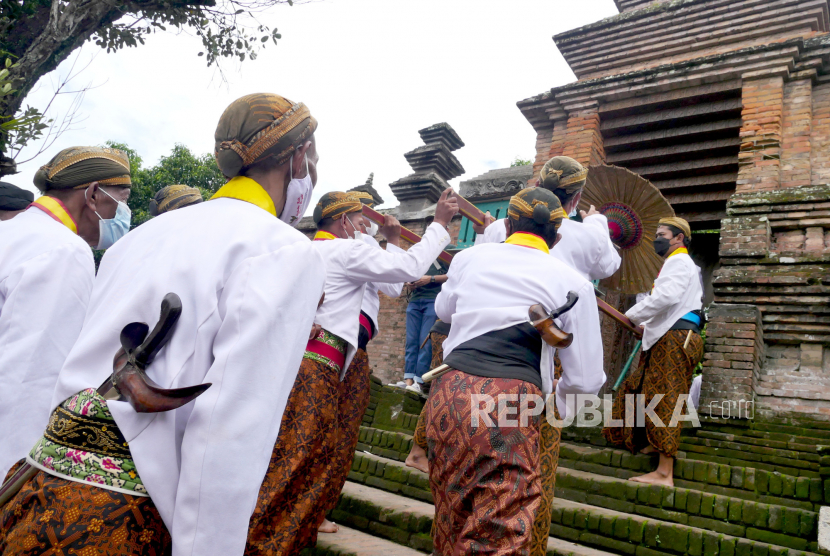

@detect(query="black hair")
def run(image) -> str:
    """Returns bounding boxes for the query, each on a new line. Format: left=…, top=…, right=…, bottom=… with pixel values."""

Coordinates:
left=509, top=216, right=560, bottom=247
left=665, top=224, right=692, bottom=248
left=550, top=187, right=581, bottom=207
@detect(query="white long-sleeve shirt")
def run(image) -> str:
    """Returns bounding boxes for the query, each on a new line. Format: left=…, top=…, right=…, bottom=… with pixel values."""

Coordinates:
left=476, top=215, right=621, bottom=281
left=625, top=250, right=703, bottom=350
left=51, top=197, right=326, bottom=556
left=434, top=240, right=606, bottom=420
left=360, top=235, right=404, bottom=332
left=0, top=208, right=95, bottom=475
left=313, top=223, right=451, bottom=373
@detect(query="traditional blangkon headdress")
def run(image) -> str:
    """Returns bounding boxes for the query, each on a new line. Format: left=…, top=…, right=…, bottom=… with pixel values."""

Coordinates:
left=658, top=216, right=691, bottom=239
left=508, top=187, right=568, bottom=225
left=313, top=191, right=363, bottom=225
left=33, top=147, right=132, bottom=192
left=350, top=191, right=375, bottom=207
left=539, top=156, right=588, bottom=196
left=214, top=93, right=317, bottom=178
left=149, top=184, right=204, bottom=216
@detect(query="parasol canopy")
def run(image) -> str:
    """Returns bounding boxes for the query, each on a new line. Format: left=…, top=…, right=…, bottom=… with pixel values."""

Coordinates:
left=578, top=164, right=675, bottom=295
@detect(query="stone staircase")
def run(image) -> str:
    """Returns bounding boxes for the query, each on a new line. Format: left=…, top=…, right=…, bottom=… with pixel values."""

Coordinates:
left=303, top=377, right=830, bottom=556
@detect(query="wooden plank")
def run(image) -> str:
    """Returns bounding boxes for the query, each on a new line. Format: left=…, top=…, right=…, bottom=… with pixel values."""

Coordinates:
left=361, top=206, right=454, bottom=266
left=650, top=173, right=738, bottom=191
left=600, top=80, right=742, bottom=115
left=606, top=137, right=742, bottom=165
left=603, top=119, right=742, bottom=149
left=601, top=98, right=743, bottom=132
left=630, top=156, right=737, bottom=178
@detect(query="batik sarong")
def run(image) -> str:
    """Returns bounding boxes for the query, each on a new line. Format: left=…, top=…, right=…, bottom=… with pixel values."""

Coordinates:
left=602, top=329, right=704, bottom=457
left=0, top=390, right=170, bottom=556
left=245, top=330, right=345, bottom=556
left=530, top=399, right=560, bottom=556
left=320, top=347, right=372, bottom=517
left=424, top=369, right=542, bottom=556
left=412, top=330, right=448, bottom=451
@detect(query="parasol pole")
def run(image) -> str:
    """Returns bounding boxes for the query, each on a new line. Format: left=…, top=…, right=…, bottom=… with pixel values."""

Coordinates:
left=613, top=340, right=641, bottom=391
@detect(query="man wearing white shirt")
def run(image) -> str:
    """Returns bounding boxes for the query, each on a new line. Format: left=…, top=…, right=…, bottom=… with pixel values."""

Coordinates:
left=317, top=190, right=405, bottom=535
left=603, top=216, right=704, bottom=487
left=426, top=187, right=605, bottom=556
left=246, top=189, right=457, bottom=555
left=0, top=147, right=132, bottom=479
left=0, top=94, right=326, bottom=556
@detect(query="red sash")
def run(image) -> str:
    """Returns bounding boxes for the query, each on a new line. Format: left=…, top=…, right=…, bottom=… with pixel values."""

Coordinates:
left=359, top=313, right=374, bottom=341
left=305, top=334, right=346, bottom=370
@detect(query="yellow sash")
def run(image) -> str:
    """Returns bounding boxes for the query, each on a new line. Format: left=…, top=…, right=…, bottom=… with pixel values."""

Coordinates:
left=209, top=176, right=276, bottom=217
left=504, top=231, right=550, bottom=254
left=31, top=196, right=78, bottom=234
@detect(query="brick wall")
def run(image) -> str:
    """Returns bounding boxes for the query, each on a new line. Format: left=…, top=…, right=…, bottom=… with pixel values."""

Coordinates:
left=737, top=76, right=784, bottom=194
left=700, top=304, right=764, bottom=420
left=780, top=79, right=812, bottom=189
left=561, top=108, right=606, bottom=167
left=810, top=82, right=830, bottom=184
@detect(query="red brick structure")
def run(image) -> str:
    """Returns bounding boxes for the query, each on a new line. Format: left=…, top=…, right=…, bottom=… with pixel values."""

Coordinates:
left=516, top=0, right=830, bottom=424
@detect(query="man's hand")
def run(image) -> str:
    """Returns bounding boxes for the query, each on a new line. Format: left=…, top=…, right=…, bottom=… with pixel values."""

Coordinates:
left=408, top=276, right=431, bottom=289
left=579, top=205, right=599, bottom=219
left=434, top=188, right=459, bottom=227
left=471, top=211, right=495, bottom=234
left=380, top=214, right=402, bottom=244
left=308, top=323, right=323, bottom=341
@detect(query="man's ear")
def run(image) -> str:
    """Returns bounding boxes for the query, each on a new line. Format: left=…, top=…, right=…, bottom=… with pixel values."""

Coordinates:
left=84, top=182, right=100, bottom=211
left=291, top=141, right=312, bottom=178
left=504, top=219, right=512, bottom=237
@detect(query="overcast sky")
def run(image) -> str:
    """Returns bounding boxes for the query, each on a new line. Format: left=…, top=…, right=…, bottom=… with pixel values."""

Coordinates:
left=9, top=0, right=618, bottom=210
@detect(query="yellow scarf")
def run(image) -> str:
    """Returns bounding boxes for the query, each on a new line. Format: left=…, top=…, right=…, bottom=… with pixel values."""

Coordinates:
left=313, top=231, right=337, bottom=241
left=210, top=176, right=276, bottom=217
left=652, top=247, right=690, bottom=292
left=31, top=196, right=78, bottom=234
left=504, top=232, right=550, bottom=254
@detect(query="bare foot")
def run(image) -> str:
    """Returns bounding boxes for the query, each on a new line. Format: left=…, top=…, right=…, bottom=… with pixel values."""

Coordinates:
left=629, top=470, right=674, bottom=487
left=318, top=519, right=338, bottom=533
left=405, top=444, right=429, bottom=474
left=640, top=445, right=657, bottom=455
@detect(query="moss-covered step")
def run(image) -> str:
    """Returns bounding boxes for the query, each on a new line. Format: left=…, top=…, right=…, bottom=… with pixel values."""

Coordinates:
left=550, top=497, right=822, bottom=556
left=356, top=426, right=416, bottom=463
left=558, top=442, right=824, bottom=511
left=695, top=430, right=821, bottom=456
left=347, top=451, right=432, bottom=504
left=554, top=467, right=818, bottom=548
left=332, top=481, right=620, bottom=556
left=679, top=437, right=820, bottom=477
left=301, top=524, right=426, bottom=556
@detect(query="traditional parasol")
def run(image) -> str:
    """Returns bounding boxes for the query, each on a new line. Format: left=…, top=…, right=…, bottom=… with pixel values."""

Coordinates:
left=578, top=164, right=675, bottom=295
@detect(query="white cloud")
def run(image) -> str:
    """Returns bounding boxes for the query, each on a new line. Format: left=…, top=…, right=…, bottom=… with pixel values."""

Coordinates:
left=9, top=0, right=617, bottom=210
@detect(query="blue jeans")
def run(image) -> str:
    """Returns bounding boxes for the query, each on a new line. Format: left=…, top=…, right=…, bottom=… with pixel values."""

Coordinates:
left=404, top=298, right=438, bottom=384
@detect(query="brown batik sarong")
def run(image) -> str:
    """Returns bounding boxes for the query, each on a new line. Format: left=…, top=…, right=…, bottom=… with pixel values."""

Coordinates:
left=245, top=355, right=341, bottom=556
left=320, top=348, right=373, bottom=516
left=530, top=397, right=561, bottom=556
left=425, top=369, right=542, bottom=556
left=0, top=463, right=171, bottom=556
left=602, top=329, right=704, bottom=457
left=412, top=330, right=448, bottom=450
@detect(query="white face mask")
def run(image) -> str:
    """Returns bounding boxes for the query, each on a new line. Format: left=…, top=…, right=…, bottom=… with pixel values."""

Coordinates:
left=87, top=186, right=132, bottom=250
left=367, top=221, right=379, bottom=236
left=344, top=214, right=363, bottom=242
left=278, top=155, right=313, bottom=227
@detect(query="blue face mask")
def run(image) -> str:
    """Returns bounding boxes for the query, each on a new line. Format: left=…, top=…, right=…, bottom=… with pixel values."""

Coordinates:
left=91, top=187, right=131, bottom=249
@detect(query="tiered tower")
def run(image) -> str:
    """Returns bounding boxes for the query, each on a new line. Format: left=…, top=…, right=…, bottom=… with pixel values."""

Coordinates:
left=389, top=123, right=465, bottom=212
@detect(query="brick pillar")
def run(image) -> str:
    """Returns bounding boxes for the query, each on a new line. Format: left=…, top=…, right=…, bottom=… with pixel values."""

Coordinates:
left=530, top=120, right=567, bottom=185
left=737, top=76, right=784, bottom=194
left=718, top=214, right=771, bottom=258
left=780, top=79, right=812, bottom=189
left=561, top=106, right=605, bottom=167
left=811, top=82, right=830, bottom=185
left=699, top=304, right=764, bottom=420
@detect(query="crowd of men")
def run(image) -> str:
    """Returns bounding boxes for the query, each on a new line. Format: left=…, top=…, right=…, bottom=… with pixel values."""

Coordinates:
left=0, top=91, right=704, bottom=556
